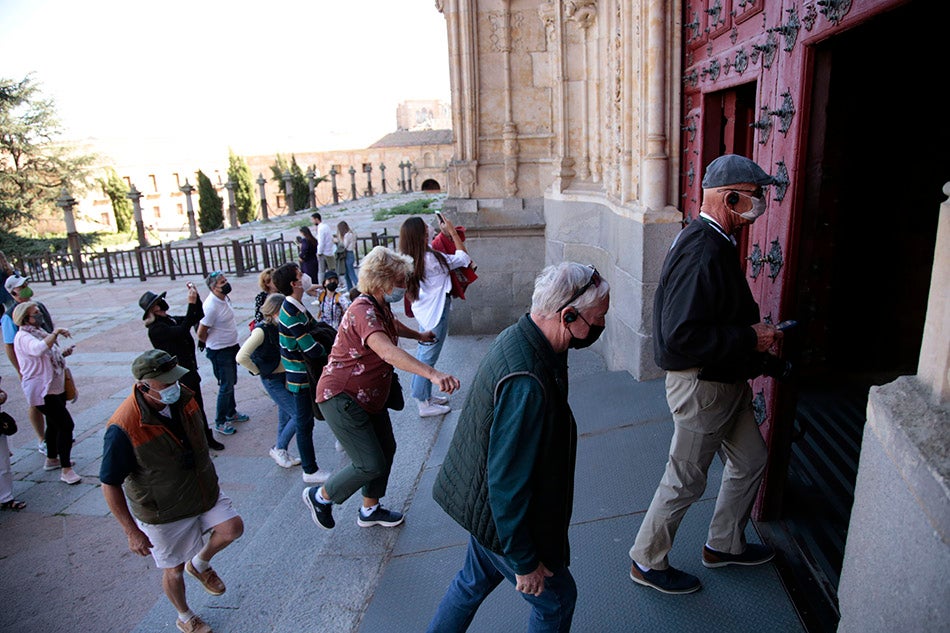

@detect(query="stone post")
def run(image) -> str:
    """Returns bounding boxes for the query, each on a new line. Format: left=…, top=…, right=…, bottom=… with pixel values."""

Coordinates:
left=282, top=170, right=294, bottom=215
left=179, top=179, right=198, bottom=239
left=349, top=166, right=358, bottom=200
left=407, top=160, right=414, bottom=192
left=224, top=179, right=239, bottom=229
left=330, top=167, right=339, bottom=205
left=307, top=168, right=316, bottom=209
left=127, top=184, right=148, bottom=247
left=398, top=161, right=407, bottom=193
left=364, top=164, right=374, bottom=197
left=56, top=189, right=83, bottom=275
left=380, top=163, right=387, bottom=194
left=256, top=173, right=270, bottom=222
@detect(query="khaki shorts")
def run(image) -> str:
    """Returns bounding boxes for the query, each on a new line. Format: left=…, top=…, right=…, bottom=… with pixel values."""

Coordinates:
left=136, top=492, right=238, bottom=569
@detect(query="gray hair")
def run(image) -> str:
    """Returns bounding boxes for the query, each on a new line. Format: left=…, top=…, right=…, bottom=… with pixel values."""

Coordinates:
left=531, top=262, right=609, bottom=317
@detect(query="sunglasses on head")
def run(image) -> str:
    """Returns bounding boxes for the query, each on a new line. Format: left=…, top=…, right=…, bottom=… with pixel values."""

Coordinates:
left=556, top=265, right=602, bottom=313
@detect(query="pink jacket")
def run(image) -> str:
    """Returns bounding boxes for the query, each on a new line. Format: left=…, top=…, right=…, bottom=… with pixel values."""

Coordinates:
left=14, top=330, right=65, bottom=406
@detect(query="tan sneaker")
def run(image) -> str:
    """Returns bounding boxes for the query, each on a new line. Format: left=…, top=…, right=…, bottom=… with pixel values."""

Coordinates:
left=185, top=561, right=226, bottom=595
left=176, top=615, right=212, bottom=633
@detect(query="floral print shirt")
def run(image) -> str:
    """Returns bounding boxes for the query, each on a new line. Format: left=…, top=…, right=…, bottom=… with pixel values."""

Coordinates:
left=316, top=296, right=397, bottom=413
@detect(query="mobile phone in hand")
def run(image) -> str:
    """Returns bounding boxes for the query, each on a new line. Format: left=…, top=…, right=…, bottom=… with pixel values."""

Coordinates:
left=435, top=212, right=445, bottom=224
left=776, top=319, right=798, bottom=332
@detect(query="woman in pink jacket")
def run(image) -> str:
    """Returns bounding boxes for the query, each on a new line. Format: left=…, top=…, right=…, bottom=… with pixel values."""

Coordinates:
left=12, top=301, right=81, bottom=484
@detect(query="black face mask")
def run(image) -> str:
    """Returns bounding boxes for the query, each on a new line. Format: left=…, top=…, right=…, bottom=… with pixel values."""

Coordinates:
left=567, top=313, right=605, bottom=349
left=220, top=283, right=232, bottom=295
left=569, top=324, right=604, bottom=349
left=325, top=282, right=338, bottom=292
left=157, top=300, right=169, bottom=312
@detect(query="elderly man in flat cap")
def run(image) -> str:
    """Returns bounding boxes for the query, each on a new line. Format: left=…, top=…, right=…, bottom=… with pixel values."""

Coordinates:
left=628, top=154, right=784, bottom=594
left=100, top=350, right=244, bottom=633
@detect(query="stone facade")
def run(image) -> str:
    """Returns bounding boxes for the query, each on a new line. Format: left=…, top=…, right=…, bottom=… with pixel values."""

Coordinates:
left=437, top=0, right=681, bottom=378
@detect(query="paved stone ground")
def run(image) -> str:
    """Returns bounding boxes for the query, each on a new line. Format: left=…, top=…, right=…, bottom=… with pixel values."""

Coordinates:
left=0, top=193, right=446, bottom=633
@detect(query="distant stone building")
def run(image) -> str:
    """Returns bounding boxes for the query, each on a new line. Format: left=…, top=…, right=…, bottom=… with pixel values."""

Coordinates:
left=396, top=100, right=452, bottom=131
left=243, top=129, right=453, bottom=212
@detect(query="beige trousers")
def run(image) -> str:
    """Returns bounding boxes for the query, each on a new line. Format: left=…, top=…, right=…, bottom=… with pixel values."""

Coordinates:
left=629, top=369, right=768, bottom=569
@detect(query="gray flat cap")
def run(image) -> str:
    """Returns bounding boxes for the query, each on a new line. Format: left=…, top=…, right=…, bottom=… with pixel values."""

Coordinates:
left=701, top=154, right=777, bottom=188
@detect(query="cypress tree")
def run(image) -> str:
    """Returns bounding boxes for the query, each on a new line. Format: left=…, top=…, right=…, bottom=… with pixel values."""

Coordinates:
left=196, top=170, right=224, bottom=234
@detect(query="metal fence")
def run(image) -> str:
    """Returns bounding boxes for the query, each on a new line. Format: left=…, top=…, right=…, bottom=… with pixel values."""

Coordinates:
left=12, top=230, right=398, bottom=285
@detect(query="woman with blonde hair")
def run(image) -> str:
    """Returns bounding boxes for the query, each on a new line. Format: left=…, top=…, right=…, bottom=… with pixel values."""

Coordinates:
left=253, top=267, right=277, bottom=325
left=398, top=215, right=471, bottom=417
left=12, top=301, right=81, bottom=484
left=302, top=246, right=461, bottom=531
left=336, top=220, right=358, bottom=291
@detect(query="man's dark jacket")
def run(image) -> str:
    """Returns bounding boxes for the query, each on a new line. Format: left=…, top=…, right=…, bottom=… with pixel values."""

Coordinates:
left=654, top=218, right=761, bottom=381
left=432, top=314, right=576, bottom=574
left=146, top=301, right=203, bottom=387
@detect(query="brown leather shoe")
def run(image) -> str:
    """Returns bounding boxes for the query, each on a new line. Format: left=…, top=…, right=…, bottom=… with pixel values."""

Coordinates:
left=176, top=614, right=213, bottom=633
left=185, top=561, right=226, bottom=595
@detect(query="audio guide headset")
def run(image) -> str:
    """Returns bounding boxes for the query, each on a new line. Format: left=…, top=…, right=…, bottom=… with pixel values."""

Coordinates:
left=563, top=308, right=578, bottom=323
left=726, top=191, right=740, bottom=206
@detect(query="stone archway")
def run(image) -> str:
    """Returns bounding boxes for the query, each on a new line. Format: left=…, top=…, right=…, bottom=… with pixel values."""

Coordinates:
left=420, top=179, right=441, bottom=192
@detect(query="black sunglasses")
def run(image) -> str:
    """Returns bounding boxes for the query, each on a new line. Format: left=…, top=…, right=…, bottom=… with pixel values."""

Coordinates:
left=557, top=265, right=602, bottom=312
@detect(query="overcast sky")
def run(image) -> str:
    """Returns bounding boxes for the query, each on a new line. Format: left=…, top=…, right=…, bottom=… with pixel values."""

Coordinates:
left=0, top=0, right=450, bottom=165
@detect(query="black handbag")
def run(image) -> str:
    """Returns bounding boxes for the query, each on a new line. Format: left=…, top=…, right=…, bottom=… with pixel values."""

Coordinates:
left=386, top=372, right=405, bottom=411
left=0, top=411, right=17, bottom=436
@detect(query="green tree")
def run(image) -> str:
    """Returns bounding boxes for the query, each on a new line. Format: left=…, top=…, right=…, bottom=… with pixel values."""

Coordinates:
left=97, top=167, right=133, bottom=233
left=0, top=74, right=96, bottom=233
left=269, top=154, right=312, bottom=212
left=196, top=170, right=224, bottom=234
left=227, top=149, right=258, bottom=224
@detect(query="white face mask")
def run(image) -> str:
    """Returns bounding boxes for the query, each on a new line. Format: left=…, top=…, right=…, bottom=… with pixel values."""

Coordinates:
left=731, top=191, right=767, bottom=222
left=154, top=383, right=181, bottom=405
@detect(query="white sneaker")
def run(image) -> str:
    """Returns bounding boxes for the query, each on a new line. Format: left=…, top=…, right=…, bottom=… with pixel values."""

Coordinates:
left=289, top=453, right=302, bottom=466
left=37, top=441, right=47, bottom=456
left=303, top=469, right=331, bottom=484
left=418, top=399, right=451, bottom=418
left=429, top=395, right=449, bottom=406
left=269, top=446, right=294, bottom=469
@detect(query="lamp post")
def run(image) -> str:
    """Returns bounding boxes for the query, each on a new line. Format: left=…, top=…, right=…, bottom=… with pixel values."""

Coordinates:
left=306, top=168, right=316, bottom=209
left=56, top=189, right=84, bottom=281
left=329, top=167, right=339, bottom=205
left=282, top=170, right=294, bottom=215
left=364, top=163, right=374, bottom=197
left=349, top=166, right=358, bottom=200
left=380, top=163, right=387, bottom=194
left=406, top=160, right=414, bottom=192
left=256, top=173, right=270, bottom=222
left=127, top=184, right=148, bottom=247
left=224, top=179, right=239, bottom=230
left=179, top=179, right=198, bottom=239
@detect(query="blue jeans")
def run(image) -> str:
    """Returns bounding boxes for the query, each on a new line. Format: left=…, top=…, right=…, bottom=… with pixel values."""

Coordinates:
left=427, top=536, right=577, bottom=633
left=291, top=386, right=318, bottom=473
left=206, top=344, right=239, bottom=424
left=261, top=374, right=296, bottom=450
left=410, top=295, right=451, bottom=402
left=343, top=251, right=358, bottom=290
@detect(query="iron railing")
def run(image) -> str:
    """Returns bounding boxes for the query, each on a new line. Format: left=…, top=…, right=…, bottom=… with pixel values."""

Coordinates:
left=12, top=229, right=398, bottom=285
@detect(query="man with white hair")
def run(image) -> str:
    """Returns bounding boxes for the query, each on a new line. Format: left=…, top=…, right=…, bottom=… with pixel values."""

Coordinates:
left=428, top=262, right=610, bottom=632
